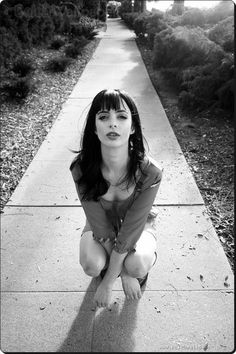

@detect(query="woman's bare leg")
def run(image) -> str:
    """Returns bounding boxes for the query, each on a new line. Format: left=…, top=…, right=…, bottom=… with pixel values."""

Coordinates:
left=121, top=228, right=157, bottom=299
left=79, top=231, right=109, bottom=277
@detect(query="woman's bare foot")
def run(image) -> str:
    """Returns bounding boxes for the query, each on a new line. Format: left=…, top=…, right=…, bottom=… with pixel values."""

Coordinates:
left=121, top=271, right=142, bottom=300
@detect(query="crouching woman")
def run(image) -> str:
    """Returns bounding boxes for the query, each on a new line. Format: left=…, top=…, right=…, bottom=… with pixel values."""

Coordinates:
left=70, top=89, right=162, bottom=308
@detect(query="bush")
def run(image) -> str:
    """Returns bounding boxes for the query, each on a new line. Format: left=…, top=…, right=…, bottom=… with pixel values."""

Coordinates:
left=208, top=16, right=234, bottom=51
left=44, top=56, right=71, bottom=72
left=65, top=44, right=80, bottom=58
left=133, top=12, right=150, bottom=37
left=121, top=12, right=139, bottom=28
left=50, top=36, right=65, bottom=50
left=2, top=76, right=33, bottom=99
left=118, top=0, right=132, bottom=17
left=73, top=36, right=89, bottom=48
left=180, top=8, right=205, bottom=26
left=205, top=0, right=234, bottom=24
left=0, top=27, right=22, bottom=70
left=145, top=11, right=167, bottom=48
left=70, top=22, right=83, bottom=37
left=178, top=57, right=234, bottom=111
left=152, top=26, right=225, bottom=70
left=216, top=79, right=234, bottom=111
left=12, top=55, right=35, bottom=77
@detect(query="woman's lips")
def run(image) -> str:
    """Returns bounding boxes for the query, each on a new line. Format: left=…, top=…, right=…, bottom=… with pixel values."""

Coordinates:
left=106, top=132, right=120, bottom=138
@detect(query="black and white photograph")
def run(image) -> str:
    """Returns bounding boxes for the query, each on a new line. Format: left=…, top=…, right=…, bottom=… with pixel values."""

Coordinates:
left=0, top=0, right=234, bottom=352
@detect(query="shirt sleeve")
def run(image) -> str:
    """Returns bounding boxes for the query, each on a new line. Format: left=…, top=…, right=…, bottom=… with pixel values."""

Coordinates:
left=70, top=159, right=115, bottom=238
left=113, top=163, right=163, bottom=254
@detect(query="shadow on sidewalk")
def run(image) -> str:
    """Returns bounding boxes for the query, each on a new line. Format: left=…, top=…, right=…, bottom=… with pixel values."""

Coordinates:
left=91, top=296, right=139, bottom=352
left=57, top=278, right=139, bottom=352
left=57, top=279, right=96, bottom=352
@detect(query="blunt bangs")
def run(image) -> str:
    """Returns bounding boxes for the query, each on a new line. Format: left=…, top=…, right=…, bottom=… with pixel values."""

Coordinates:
left=92, top=89, right=138, bottom=115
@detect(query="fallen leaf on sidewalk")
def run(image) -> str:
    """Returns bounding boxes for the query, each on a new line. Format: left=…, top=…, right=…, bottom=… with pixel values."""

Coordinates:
left=203, top=343, right=208, bottom=351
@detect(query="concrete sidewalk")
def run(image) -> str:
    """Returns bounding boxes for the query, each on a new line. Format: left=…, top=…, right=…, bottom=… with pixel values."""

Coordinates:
left=1, top=18, right=234, bottom=352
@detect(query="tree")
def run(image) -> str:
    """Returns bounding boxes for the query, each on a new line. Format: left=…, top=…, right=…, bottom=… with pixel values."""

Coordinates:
left=171, top=0, right=185, bottom=16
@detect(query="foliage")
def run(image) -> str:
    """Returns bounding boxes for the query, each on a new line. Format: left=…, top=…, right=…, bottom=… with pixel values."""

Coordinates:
left=120, top=12, right=139, bottom=28
left=12, top=55, right=35, bottom=77
left=204, top=0, right=234, bottom=24
left=81, top=0, right=100, bottom=19
left=65, top=43, right=81, bottom=58
left=64, top=36, right=88, bottom=58
left=180, top=8, right=205, bottom=27
left=2, top=76, right=33, bottom=99
left=145, top=11, right=167, bottom=48
left=179, top=56, right=234, bottom=111
left=0, top=2, right=99, bottom=71
left=152, top=26, right=225, bottom=70
left=107, top=1, right=121, bottom=18
left=207, top=16, right=234, bottom=52
left=0, top=27, right=21, bottom=70
left=133, top=12, right=150, bottom=37
left=50, top=36, right=66, bottom=50
left=118, top=0, right=132, bottom=17
left=44, top=56, right=72, bottom=72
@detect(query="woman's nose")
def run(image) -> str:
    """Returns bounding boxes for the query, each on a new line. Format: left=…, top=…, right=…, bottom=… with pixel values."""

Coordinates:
left=109, top=122, right=117, bottom=128
left=109, top=114, right=118, bottom=128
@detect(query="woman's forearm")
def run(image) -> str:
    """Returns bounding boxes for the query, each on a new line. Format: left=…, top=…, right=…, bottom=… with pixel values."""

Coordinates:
left=102, top=249, right=128, bottom=285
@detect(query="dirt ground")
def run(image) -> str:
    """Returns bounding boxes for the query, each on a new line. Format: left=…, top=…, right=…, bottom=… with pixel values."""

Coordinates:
left=136, top=38, right=234, bottom=272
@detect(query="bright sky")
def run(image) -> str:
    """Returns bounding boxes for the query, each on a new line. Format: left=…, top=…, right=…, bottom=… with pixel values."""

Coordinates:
left=146, top=1, right=224, bottom=11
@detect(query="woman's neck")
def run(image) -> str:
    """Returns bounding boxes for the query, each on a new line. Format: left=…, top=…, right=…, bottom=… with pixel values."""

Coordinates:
left=101, top=144, right=129, bottom=178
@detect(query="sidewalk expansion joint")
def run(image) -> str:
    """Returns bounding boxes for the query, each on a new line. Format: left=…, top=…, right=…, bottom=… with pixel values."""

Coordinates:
left=4, top=203, right=205, bottom=208
left=1, top=289, right=233, bottom=294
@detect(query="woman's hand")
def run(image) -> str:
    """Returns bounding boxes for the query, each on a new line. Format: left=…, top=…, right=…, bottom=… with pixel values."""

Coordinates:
left=94, top=281, right=113, bottom=308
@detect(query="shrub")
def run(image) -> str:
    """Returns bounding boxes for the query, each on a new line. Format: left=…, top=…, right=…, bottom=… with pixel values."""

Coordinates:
left=208, top=16, right=234, bottom=51
left=0, top=27, right=22, bottom=70
left=145, top=11, right=167, bottom=48
left=216, top=79, right=234, bottom=111
left=205, top=1, right=234, bottom=24
left=152, top=26, right=225, bottom=70
left=160, top=67, right=183, bottom=90
left=2, top=76, right=33, bottom=99
left=178, top=90, right=204, bottom=110
left=70, top=22, right=83, bottom=37
left=44, top=56, right=71, bottom=72
left=50, top=36, right=65, bottom=50
left=180, top=8, right=205, bottom=26
left=73, top=36, right=89, bottom=48
left=12, top=55, right=35, bottom=77
left=133, top=12, right=150, bottom=37
left=178, top=57, right=234, bottom=111
left=65, top=43, right=81, bottom=58
left=118, top=0, right=132, bottom=17
left=98, top=9, right=106, bottom=22
left=121, top=12, right=139, bottom=28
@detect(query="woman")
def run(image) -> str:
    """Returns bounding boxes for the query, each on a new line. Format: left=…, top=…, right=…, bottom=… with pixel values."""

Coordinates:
left=70, top=89, right=162, bottom=308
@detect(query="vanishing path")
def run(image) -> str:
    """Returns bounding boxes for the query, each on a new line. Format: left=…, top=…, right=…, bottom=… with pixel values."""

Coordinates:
left=1, top=18, right=234, bottom=352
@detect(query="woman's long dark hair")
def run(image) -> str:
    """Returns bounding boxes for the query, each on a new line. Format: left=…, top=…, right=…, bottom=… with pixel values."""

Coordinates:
left=70, top=89, right=146, bottom=201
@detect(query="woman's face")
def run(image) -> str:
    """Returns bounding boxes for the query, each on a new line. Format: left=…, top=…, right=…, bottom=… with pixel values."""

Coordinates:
left=95, top=99, right=134, bottom=148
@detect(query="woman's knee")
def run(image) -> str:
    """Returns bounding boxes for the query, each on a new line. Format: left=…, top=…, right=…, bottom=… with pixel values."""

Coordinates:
left=80, top=256, right=105, bottom=277
left=124, top=254, right=150, bottom=278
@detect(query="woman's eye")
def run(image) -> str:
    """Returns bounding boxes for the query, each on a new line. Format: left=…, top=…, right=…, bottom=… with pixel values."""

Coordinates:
left=119, top=115, right=127, bottom=119
left=98, top=115, right=108, bottom=120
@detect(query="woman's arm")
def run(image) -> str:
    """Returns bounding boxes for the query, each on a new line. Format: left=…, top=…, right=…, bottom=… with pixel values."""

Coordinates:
left=114, top=162, right=163, bottom=254
left=94, top=249, right=128, bottom=307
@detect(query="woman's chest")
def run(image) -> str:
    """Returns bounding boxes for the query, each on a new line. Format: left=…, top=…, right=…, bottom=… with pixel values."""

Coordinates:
left=101, top=184, right=136, bottom=202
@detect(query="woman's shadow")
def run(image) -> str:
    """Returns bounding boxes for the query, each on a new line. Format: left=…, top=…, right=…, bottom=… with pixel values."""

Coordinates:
left=57, top=278, right=139, bottom=352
